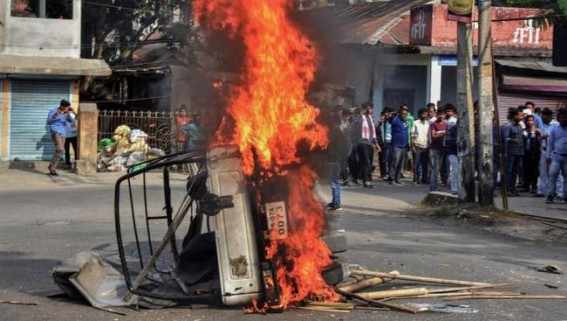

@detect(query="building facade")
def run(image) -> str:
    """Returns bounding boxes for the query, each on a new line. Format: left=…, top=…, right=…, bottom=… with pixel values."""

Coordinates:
left=0, top=0, right=110, bottom=161
left=312, top=2, right=567, bottom=118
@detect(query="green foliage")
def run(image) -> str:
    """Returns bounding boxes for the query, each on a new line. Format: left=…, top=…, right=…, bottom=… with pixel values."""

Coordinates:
left=81, top=0, right=193, bottom=63
left=559, top=0, right=567, bottom=14
left=506, top=0, right=538, bottom=7
left=504, top=0, right=566, bottom=27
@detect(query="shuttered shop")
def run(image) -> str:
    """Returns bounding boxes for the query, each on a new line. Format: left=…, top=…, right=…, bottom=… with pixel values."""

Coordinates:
left=496, top=93, right=567, bottom=124
left=9, top=80, right=71, bottom=160
left=0, top=80, right=3, bottom=154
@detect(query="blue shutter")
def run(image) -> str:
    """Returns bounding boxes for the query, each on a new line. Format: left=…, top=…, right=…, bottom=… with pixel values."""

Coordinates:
left=0, top=80, right=3, bottom=159
left=9, top=80, right=71, bottom=160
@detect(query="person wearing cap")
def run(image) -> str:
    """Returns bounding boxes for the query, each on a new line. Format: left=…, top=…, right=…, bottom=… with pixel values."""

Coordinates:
left=46, top=99, right=76, bottom=175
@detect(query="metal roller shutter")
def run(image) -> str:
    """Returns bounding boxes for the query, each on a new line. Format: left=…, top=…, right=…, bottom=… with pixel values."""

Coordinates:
left=496, top=93, right=567, bottom=124
left=0, top=80, right=3, bottom=152
left=9, top=80, right=71, bottom=160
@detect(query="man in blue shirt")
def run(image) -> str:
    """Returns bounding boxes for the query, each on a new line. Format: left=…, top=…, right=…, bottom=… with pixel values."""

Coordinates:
left=46, top=99, right=75, bottom=175
left=545, top=108, right=567, bottom=204
left=535, top=108, right=559, bottom=197
left=388, top=107, right=409, bottom=184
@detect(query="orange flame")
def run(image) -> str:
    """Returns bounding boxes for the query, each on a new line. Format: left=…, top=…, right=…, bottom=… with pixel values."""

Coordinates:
left=194, top=0, right=337, bottom=309
left=265, top=167, right=338, bottom=306
left=194, top=0, right=328, bottom=176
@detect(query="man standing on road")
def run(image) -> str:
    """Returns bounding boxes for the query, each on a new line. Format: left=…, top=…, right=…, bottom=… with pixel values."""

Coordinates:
left=63, top=108, right=78, bottom=171
left=46, top=100, right=75, bottom=176
left=388, top=106, right=409, bottom=185
left=412, top=108, right=430, bottom=185
left=535, top=108, right=560, bottom=198
left=502, top=109, right=525, bottom=197
left=545, top=108, right=567, bottom=204
left=429, top=108, right=448, bottom=191
left=379, top=107, right=393, bottom=181
left=351, top=103, right=380, bottom=188
left=326, top=106, right=350, bottom=211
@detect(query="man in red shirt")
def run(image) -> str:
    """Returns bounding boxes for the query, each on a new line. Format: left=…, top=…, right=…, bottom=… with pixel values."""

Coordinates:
left=429, top=108, right=448, bottom=191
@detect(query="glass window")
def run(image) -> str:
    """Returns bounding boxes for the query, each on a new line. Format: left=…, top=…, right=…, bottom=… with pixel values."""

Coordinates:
left=11, top=0, right=73, bottom=19
left=46, top=0, right=73, bottom=19
left=11, top=0, right=38, bottom=18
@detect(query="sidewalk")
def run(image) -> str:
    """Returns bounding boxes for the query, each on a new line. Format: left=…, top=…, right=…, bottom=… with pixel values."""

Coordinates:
left=1, top=161, right=565, bottom=221
left=0, top=160, right=126, bottom=190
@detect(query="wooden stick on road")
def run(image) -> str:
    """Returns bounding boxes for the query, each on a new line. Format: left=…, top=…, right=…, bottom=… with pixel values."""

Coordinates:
left=356, top=288, right=428, bottom=300
left=335, top=288, right=425, bottom=314
left=350, top=270, right=492, bottom=287
left=446, top=294, right=567, bottom=301
left=0, top=299, right=38, bottom=306
left=427, top=283, right=518, bottom=294
left=338, top=271, right=399, bottom=293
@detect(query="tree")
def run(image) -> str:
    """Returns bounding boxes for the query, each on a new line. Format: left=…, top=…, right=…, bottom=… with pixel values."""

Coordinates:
left=80, top=0, right=195, bottom=95
left=81, top=0, right=192, bottom=62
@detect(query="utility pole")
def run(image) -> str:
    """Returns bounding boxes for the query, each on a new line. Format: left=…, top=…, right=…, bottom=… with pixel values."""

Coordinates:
left=477, top=0, right=494, bottom=206
left=456, top=21, right=475, bottom=203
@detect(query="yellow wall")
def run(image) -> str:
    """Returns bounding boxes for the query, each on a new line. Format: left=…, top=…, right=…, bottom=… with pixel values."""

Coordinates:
left=1, top=78, right=9, bottom=159
left=72, top=79, right=79, bottom=111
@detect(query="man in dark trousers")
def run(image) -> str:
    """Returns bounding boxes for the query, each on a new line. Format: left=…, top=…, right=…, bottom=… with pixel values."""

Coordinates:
left=46, top=100, right=75, bottom=175
left=388, top=107, right=409, bottom=185
left=502, top=109, right=525, bottom=197
left=545, top=108, right=567, bottom=204
left=351, top=103, right=381, bottom=188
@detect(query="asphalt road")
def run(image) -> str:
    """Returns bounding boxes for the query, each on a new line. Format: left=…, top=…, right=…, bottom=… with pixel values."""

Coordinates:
left=0, top=170, right=566, bottom=321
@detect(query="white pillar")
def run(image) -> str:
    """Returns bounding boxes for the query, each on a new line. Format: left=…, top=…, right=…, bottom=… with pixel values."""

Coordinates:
left=372, top=60, right=385, bottom=116
left=427, top=55, right=442, bottom=105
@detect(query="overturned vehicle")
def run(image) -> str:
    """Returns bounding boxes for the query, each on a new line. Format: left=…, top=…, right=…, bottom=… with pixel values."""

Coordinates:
left=53, top=147, right=347, bottom=311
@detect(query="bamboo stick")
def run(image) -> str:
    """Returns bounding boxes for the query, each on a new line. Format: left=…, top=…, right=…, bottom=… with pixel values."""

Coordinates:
left=357, top=287, right=428, bottom=300
left=446, top=295, right=567, bottom=301
left=393, top=291, right=520, bottom=300
left=351, top=270, right=492, bottom=287
left=0, top=300, right=38, bottom=306
left=294, top=306, right=351, bottom=313
left=469, top=291, right=521, bottom=296
left=335, top=288, right=425, bottom=314
left=304, top=301, right=354, bottom=310
left=339, top=271, right=400, bottom=293
left=427, top=283, right=517, bottom=294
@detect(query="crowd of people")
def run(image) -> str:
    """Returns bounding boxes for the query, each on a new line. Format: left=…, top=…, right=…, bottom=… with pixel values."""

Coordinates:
left=325, top=100, right=567, bottom=210
left=500, top=103, right=567, bottom=204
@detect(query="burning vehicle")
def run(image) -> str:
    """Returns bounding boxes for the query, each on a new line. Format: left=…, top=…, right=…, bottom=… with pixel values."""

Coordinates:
left=54, top=0, right=347, bottom=312
left=109, top=147, right=346, bottom=311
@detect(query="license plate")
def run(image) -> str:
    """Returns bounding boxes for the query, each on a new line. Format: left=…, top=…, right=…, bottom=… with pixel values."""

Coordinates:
left=264, top=201, right=288, bottom=239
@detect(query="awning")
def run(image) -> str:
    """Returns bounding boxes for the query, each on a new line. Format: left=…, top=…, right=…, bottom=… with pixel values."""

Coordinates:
left=496, top=59, right=567, bottom=74
left=0, top=55, right=111, bottom=76
left=501, top=74, right=567, bottom=93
